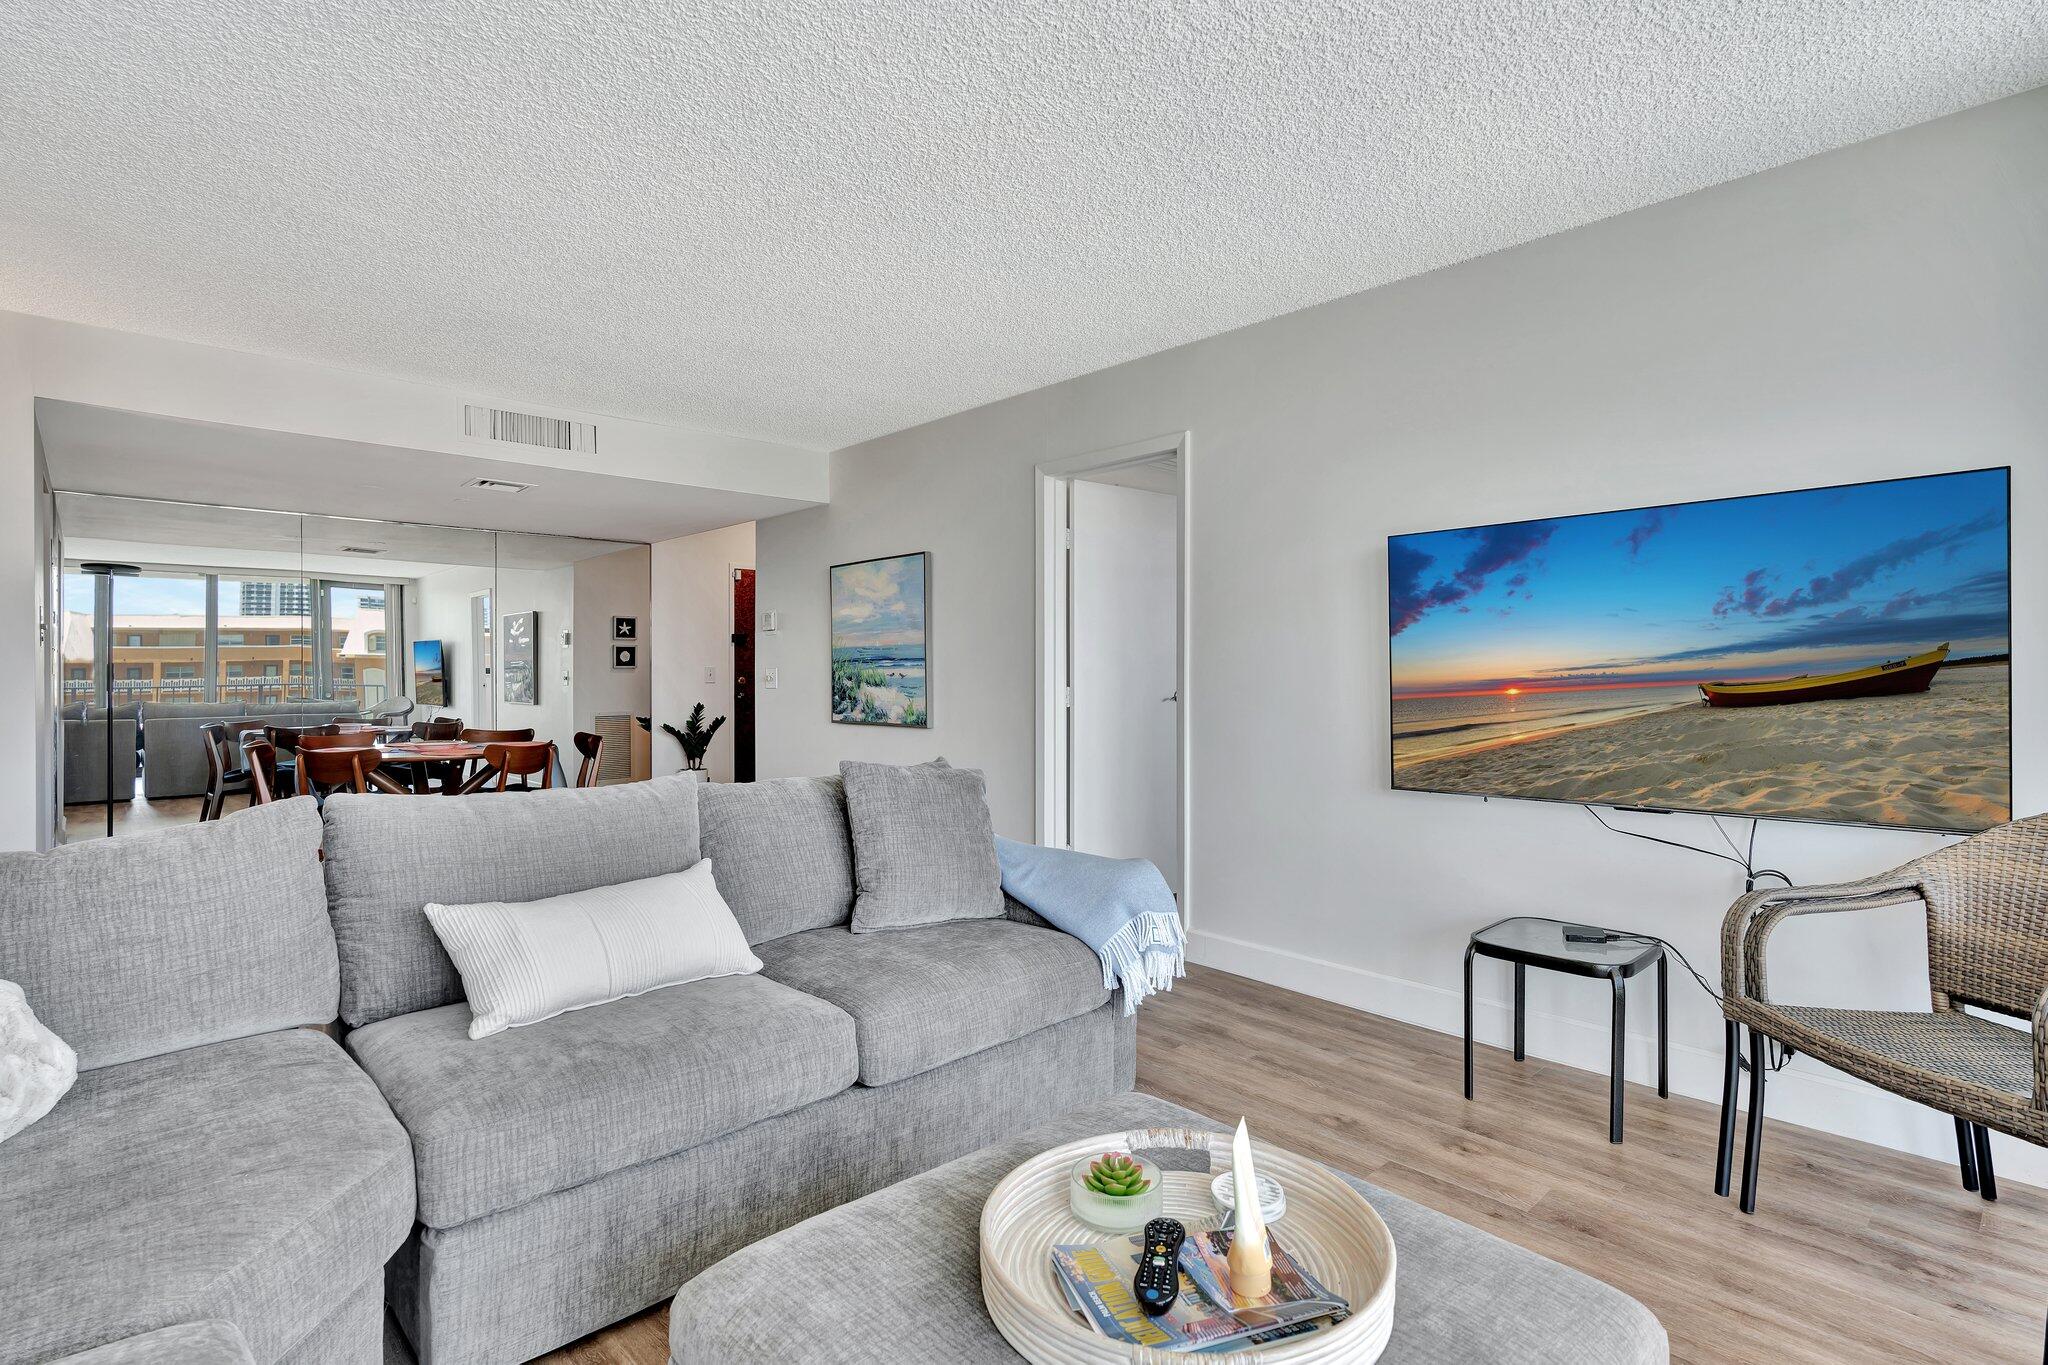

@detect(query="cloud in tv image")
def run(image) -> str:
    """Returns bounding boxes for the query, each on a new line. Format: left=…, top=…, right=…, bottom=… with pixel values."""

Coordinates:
left=1388, top=469, right=2010, bottom=832
left=832, top=552, right=927, bottom=727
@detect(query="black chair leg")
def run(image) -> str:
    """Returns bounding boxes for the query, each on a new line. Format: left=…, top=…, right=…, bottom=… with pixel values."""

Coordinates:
left=1739, top=1026, right=1768, bottom=1214
left=1974, top=1124, right=1998, bottom=1202
left=1956, top=1116, right=1981, bottom=1193
left=1715, top=1019, right=1740, bottom=1196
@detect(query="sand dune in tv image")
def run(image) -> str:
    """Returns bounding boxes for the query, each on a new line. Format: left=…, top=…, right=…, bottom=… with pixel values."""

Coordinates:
left=1389, top=470, right=2011, bottom=832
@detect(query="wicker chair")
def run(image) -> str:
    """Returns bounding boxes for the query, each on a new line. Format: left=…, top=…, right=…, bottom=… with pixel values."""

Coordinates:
left=1716, top=814, right=2048, bottom=1214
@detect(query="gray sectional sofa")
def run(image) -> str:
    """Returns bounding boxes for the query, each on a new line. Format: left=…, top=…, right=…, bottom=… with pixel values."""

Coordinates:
left=3, top=771, right=1132, bottom=1364
left=0, top=800, right=416, bottom=1364
left=57, top=698, right=356, bottom=805
left=140, top=699, right=356, bottom=800
left=324, top=773, right=1133, bottom=1364
left=58, top=703, right=140, bottom=805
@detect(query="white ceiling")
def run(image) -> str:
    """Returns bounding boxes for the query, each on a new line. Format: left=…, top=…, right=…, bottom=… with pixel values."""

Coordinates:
left=3, top=4, right=2043, bottom=451
left=36, top=400, right=813, bottom=543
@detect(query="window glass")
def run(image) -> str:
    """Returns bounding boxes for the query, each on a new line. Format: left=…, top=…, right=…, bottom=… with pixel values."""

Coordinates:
left=217, top=578, right=310, bottom=705
left=327, top=583, right=392, bottom=709
left=108, top=573, right=206, bottom=704
left=61, top=573, right=95, bottom=709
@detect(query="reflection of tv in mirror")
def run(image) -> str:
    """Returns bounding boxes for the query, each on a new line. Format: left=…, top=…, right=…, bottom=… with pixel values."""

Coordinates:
left=1388, top=468, right=2011, bottom=833
left=413, top=639, right=447, bottom=707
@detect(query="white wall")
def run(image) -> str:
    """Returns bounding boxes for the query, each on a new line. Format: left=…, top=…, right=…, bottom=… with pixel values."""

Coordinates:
left=756, top=90, right=2048, bottom=1184
left=33, top=432, right=57, bottom=847
left=408, top=565, right=494, bottom=727
left=650, top=523, right=755, bottom=782
left=410, top=562, right=574, bottom=758
left=572, top=544, right=653, bottom=779
left=0, top=315, right=44, bottom=848
left=16, top=313, right=826, bottom=504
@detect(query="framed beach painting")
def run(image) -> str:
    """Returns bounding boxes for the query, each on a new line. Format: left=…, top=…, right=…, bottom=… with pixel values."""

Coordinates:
left=831, top=552, right=928, bottom=727
left=1387, top=468, right=2011, bottom=833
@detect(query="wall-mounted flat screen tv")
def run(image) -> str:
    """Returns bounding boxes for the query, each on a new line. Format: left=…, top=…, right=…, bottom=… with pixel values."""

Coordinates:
left=1388, top=468, right=2011, bottom=833
left=413, top=639, right=447, bottom=707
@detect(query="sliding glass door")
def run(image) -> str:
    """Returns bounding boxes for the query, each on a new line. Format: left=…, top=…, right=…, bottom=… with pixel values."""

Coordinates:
left=215, top=576, right=313, bottom=705
left=59, top=568, right=398, bottom=708
left=323, top=582, right=396, bottom=707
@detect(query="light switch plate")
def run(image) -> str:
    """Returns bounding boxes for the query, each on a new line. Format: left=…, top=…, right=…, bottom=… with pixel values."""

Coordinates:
left=764, top=668, right=779, bottom=690
left=703, top=666, right=717, bottom=684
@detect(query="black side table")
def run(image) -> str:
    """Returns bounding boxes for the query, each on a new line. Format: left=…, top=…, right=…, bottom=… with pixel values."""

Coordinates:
left=1463, top=917, right=1667, bottom=1143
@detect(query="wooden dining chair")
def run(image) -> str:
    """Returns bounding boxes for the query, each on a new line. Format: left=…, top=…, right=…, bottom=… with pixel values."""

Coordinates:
left=198, top=721, right=251, bottom=821
left=296, top=745, right=410, bottom=804
left=296, top=733, right=376, bottom=752
left=454, top=741, right=558, bottom=794
left=412, top=718, right=463, bottom=741
left=242, top=738, right=281, bottom=806
left=456, top=727, right=541, bottom=788
left=572, top=731, right=604, bottom=788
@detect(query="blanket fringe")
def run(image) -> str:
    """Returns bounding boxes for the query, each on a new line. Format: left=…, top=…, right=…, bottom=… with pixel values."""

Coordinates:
left=1096, top=913, right=1187, bottom=1016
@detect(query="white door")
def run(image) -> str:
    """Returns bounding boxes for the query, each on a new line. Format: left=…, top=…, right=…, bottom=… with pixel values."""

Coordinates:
left=469, top=590, right=493, bottom=724
left=1069, top=480, right=1180, bottom=891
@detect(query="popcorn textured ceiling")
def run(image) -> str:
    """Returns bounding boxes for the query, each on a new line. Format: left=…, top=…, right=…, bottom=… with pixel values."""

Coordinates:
left=2, top=1, right=2043, bottom=450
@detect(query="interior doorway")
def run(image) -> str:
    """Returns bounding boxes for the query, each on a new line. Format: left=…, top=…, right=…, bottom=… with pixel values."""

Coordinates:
left=732, top=567, right=756, bottom=782
left=469, top=589, right=493, bottom=724
left=1036, top=433, right=1189, bottom=910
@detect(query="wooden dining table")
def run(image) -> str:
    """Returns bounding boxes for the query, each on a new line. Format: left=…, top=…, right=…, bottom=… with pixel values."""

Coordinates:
left=243, top=731, right=486, bottom=795
left=376, top=740, right=489, bottom=795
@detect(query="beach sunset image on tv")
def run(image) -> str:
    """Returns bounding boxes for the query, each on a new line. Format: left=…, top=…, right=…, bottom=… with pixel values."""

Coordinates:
left=1389, top=469, right=2011, bottom=832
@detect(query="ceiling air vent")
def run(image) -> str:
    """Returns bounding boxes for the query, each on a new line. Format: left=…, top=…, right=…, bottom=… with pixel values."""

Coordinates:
left=338, top=546, right=384, bottom=555
left=463, top=477, right=535, bottom=494
left=463, top=404, right=596, bottom=454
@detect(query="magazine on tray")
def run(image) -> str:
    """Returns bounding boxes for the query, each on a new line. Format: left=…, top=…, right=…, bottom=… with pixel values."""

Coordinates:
left=1048, top=1224, right=1348, bottom=1353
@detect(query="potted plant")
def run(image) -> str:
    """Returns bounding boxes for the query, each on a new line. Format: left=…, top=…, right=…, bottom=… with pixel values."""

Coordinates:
left=1068, top=1149, right=1163, bottom=1231
left=661, top=703, right=726, bottom=773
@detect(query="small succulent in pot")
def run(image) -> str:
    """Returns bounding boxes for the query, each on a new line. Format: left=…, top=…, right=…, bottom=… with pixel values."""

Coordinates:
left=1083, top=1152, right=1151, bottom=1198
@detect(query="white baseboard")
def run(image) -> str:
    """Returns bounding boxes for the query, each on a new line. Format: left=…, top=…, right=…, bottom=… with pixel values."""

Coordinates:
left=1186, top=927, right=2046, bottom=1191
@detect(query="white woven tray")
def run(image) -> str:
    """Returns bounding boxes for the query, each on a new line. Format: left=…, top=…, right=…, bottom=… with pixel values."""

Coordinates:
left=980, top=1126, right=1396, bottom=1364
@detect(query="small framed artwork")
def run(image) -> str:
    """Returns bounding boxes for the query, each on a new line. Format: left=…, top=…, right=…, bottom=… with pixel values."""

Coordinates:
left=612, top=644, right=638, bottom=670
left=613, top=616, right=637, bottom=641
left=503, top=611, right=538, bottom=705
left=830, top=551, right=928, bottom=727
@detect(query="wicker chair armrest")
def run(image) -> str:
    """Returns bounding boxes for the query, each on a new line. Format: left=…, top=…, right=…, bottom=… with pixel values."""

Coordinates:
left=2036, top=985, right=2048, bottom=1113
left=1720, top=872, right=1925, bottom=1004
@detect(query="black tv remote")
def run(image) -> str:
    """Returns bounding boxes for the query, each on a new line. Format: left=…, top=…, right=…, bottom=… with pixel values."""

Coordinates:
left=1134, top=1218, right=1185, bottom=1316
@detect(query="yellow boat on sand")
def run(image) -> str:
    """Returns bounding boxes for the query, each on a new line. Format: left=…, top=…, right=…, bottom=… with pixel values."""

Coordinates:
left=1699, top=644, right=1949, bottom=709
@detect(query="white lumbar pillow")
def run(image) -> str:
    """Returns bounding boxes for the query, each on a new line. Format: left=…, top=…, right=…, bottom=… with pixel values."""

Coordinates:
left=425, top=860, right=763, bottom=1040
left=0, top=980, right=78, bottom=1144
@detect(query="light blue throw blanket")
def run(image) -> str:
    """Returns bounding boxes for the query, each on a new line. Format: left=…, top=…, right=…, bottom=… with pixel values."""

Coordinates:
left=995, top=836, right=1185, bottom=1015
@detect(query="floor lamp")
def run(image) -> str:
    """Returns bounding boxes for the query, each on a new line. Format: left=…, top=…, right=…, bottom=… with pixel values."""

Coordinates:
left=78, top=561, right=139, bottom=839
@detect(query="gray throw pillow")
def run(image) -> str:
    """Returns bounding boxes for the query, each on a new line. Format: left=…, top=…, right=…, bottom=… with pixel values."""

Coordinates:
left=841, top=759, right=1004, bottom=931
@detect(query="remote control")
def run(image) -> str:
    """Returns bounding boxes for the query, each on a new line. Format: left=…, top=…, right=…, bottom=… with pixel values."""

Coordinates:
left=1134, top=1218, right=1185, bottom=1316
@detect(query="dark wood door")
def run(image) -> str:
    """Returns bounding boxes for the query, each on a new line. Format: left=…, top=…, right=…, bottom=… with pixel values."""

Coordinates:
left=732, top=568, right=756, bottom=782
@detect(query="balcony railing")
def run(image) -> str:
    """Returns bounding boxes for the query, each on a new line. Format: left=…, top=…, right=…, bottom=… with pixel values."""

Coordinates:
left=61, top=680, right=389, bottom=709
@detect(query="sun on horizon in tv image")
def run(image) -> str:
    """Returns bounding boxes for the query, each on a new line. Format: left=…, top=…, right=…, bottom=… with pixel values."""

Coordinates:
left=1387, top=469, right=2012, bottom=833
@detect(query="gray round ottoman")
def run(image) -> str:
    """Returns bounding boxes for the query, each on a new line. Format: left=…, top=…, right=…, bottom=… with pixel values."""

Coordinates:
left=668, top=1091, right=1667, bottom=1364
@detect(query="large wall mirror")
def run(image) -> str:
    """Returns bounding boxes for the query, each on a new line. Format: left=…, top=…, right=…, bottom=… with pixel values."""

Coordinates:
left=54, top=493, right=651, bottom=842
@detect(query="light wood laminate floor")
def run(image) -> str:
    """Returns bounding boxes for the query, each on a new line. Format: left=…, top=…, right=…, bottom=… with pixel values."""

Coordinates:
left=537, top=964, right=2044, bottom=1363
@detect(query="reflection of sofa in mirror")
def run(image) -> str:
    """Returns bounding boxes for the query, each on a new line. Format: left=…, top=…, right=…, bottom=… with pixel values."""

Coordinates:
left=138, top=699, right=357, bottom=800
left=61, top=705, right=142, bottom=805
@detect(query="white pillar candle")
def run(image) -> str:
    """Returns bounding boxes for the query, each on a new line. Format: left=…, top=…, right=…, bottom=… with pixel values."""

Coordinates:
left=1226, top=1117, right=1272, bottom=1298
